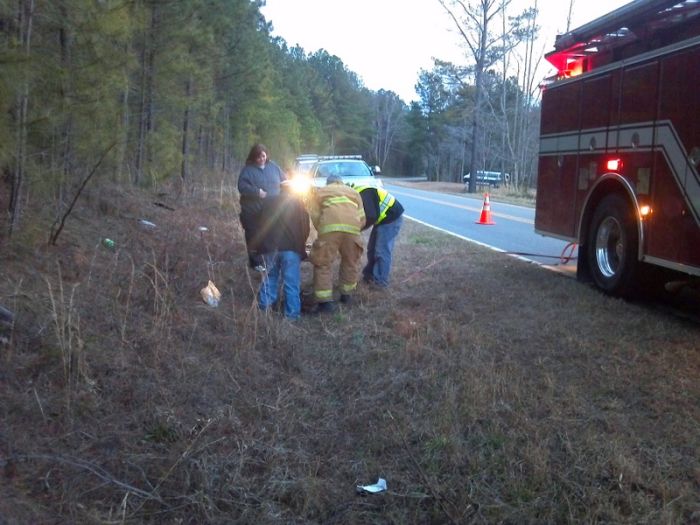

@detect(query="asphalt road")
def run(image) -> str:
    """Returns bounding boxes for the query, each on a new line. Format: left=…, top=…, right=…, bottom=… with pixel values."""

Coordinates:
left=384, top=182, right=578, bottom=273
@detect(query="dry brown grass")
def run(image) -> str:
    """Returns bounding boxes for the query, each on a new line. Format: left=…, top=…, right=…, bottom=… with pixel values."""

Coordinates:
left=0, top=182, right=698, bottom=524
left=387, top=179, right=536, bottom=207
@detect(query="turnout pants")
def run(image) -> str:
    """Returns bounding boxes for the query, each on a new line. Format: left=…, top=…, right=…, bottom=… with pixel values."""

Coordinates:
left=309, top=231, right=363, bottom=302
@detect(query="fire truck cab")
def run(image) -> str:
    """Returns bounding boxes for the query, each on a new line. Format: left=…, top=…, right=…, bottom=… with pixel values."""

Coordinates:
left=535, top=0, right=700, bottom=296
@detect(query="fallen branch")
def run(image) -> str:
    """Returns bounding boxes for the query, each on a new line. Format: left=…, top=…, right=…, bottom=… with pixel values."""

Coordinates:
left=11, top=453, right=165, bottom=504
left=49, top=141, right=118, bottom=246
left=153, top=201, right=175, bottom=211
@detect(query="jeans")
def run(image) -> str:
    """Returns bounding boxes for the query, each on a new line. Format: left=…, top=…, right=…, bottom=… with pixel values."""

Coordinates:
left=259, top=251, right=302, bottom=319
left=363, top=215, right=403, bottom=287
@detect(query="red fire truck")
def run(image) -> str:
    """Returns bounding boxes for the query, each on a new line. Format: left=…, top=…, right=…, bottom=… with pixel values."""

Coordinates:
left=535, top=0, right=700, bottom=296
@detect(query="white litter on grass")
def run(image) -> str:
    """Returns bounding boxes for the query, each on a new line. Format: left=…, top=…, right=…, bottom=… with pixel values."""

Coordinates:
left=356, top=478, right=387, bottom=494
left=200, top=280, right=221, bottom=307
left=138, top=219, right=157, bottom=229
left=198, top=226, right=208, bottom=232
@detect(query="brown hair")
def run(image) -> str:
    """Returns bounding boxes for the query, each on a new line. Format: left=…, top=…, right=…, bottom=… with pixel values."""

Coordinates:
left=245, top=143, right=269, bottom=165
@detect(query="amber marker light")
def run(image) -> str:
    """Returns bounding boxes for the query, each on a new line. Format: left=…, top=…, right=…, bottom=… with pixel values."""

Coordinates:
left=606, top=158, right=622, bottom=171
left=639, top=204, right=651, bottom=218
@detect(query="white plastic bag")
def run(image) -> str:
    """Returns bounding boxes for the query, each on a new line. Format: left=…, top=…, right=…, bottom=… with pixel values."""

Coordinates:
left=356, top=478, right=387, bottom=494
left=200, top=280, right=221, bottom=307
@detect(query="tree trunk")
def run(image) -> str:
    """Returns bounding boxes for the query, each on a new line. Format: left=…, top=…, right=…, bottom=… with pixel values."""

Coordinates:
left=9, top=0, right=35, bottom=235
left=116, top=59, right=130, bottom=183
left=468, top=55, right=485, bottom=194
left=135, top=2, right=158, bottom=186
left=58, top=8, right=73, bottom=208
left=134, top=28, right=148, bottom=185
left=221, top=104, right=231, bottom=173
left=516, top=1, right=539, bottom=191
left=180, top=77, right=192, bottom=186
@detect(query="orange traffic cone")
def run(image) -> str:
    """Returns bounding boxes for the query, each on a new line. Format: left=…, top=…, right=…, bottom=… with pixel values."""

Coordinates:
left=475, top=193, right=495, bottom=225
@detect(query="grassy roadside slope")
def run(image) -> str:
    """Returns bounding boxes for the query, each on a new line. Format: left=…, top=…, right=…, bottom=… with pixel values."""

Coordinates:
left=0, top=184, right=698, bottom=523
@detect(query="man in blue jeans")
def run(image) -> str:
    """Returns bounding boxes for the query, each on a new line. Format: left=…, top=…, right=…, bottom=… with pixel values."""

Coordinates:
left=255, top=181, right=310, bottom=319
left=351, top=185, right=404, bottom=288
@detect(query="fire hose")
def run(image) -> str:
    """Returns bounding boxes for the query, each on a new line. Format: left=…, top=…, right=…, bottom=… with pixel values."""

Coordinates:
left=504, top=242, right=578, bottom=265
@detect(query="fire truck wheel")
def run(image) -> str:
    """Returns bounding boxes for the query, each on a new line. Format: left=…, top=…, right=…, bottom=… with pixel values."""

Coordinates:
left=586, top=194, right=640, bottom=296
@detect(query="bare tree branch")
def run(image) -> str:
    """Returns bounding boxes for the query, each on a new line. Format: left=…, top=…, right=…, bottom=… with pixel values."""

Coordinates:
left=49, top=141, right=118, bottom=246
left=8, top=454, right=165, bottom=504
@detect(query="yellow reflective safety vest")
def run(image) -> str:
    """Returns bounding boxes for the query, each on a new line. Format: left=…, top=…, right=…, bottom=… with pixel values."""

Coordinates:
left=353, top=185, right=396, bottom=225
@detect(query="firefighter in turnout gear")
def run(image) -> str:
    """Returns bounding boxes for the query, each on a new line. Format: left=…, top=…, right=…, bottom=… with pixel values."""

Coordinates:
left=351, top=184, right=404, bottom=287
left=308, top=174, right=365, bottom=313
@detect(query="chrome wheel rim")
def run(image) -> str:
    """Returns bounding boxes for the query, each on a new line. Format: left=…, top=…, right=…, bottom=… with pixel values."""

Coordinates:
left=595, top=216, right=623, bottom=278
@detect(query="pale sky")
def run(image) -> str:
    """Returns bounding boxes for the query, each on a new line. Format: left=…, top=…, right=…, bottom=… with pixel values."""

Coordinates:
left=260, top=0, right=632, bottom=102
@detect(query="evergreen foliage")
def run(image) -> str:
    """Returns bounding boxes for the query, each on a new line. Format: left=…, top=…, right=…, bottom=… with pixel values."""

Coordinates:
left=1, top=0, right=541, bottom=235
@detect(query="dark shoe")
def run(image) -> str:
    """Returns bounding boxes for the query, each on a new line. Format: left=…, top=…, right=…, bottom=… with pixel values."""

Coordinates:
left=300, top=290, right=316, bottom=313
left=364, top=277, right=387, bottom=289
left=249, top=253, right=263, bottom=269
left=310, top=301, right=338, bottom=315
left=363, top=275, right=382, bottom=286
left=339, top=294, right=352, bottom=304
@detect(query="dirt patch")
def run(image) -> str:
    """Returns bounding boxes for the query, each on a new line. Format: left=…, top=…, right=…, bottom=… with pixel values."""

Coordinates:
left=0, top=184, right=697, bottom=523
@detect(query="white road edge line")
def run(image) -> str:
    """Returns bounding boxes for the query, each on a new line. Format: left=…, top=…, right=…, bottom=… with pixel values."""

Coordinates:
left=389, top=188, right=533, bottom=225
left=405, top=215, right=574, bottom=276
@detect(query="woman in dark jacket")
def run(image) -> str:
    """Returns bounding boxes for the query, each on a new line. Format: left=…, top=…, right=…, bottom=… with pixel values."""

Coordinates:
left=237, top=144, right=286, bottom=269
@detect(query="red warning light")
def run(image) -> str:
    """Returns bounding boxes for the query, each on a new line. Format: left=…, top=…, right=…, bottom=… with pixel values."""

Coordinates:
left=563, top=58, right=583, bottom=78
left=606, top=158, right=622, bottom=171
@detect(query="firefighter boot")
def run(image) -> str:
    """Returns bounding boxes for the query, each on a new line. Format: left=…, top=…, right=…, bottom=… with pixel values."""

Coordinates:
left=311, top=301, right=338, bottom=315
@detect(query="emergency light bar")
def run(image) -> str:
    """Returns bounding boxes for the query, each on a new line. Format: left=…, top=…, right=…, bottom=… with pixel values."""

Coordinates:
left=544, top=0, right=700, bottom=80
